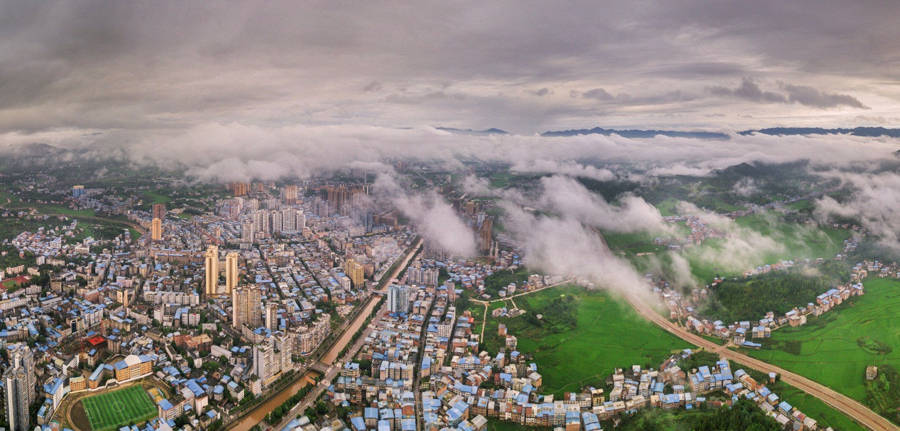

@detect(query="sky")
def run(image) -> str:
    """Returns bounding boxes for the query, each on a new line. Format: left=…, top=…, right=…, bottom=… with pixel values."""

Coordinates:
left=1, top=0, right=899, bottom=151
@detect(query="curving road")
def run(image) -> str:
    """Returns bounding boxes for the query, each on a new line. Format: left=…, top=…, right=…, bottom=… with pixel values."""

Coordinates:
left=623, top=293, right=898, bottom=431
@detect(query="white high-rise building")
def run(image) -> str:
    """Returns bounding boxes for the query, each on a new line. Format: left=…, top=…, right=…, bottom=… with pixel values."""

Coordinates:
left=265, top=302, right=279, bottom=330
left=270, top=209, right=283, bottom=233
left=241, top=220, right=255, bottom=243
left=281, top=208, right=296, bottom=233
left=388, top=284, right=410, bottom=314
left=4, top=344, right=35, bottom=431
left=253, top=334, right=293, bottom=387
left=253, top=209, right=270, bottom=235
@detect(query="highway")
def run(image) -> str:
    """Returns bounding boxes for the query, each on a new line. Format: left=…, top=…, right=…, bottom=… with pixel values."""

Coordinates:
left=623, top=292, right=898, bottom=431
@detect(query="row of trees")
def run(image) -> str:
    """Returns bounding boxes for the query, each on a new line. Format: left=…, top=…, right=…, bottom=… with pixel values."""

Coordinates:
left=264, top=382, right=315, bottom=424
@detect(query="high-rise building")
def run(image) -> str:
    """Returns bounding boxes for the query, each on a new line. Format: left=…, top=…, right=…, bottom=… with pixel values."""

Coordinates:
left=296, top=313, right=331, bottom=355
left=253, top=209, right=270, bottom=235
left=151, top=203, right=166, bottom=220
left=151, top=217, right=162, bottom=241
left=265, top=302, right=279, bottom=330
left=280, top=208, right=299, bottom=233
left=204, top=245, right=219, bottom=296
left=296, top=210, right=306, bottom=231
left=253, top=334, right=292, bottom=387
left=270, top=209, right=283, bottom=234
left=408, top=264, right=439, bottom=287
left=231, top=182, right=250, bottom=197
left=4, top=344, right=35, bottom=431
left=479, top=217, right=493, bottom=255
left=232, top=285, right=262, bottom=329
left=344, top=258, right=365, bottom=288
left=241, top=220, right=255, bottom=243
left=72, top=185, right=85, bottom=198
left=225, top=252, right=239, bottom=294
left=281, top=184, right=299, bottom=204
left=388, top=284, right=410, bottom=314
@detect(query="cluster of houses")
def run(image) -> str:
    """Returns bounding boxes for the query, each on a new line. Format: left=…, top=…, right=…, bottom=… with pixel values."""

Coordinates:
left=659, top=255, right=886, bottom=347
left=678, top=281, right=865, bottom=347
left=322, top=338, right=835, bottom=431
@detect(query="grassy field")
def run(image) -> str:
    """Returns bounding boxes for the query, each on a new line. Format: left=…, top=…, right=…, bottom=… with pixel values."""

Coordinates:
left=731, top=361, right=866, bottom=431
left=745, top=278, right=900, bottom=424
left=480, top=285, right=692, bottom=395
left=80, top=385, right=157, bottom=431
left=142, top=190, right=172, bottom=205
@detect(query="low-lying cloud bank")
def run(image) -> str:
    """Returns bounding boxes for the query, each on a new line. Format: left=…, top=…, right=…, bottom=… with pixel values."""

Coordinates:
left=5, top=122, right=900, bottom=305
left=4, top=122, right=898, bottom=184
left=371, top=167, right=477, bottom=257
left=814, top=170, right=900, bottom=252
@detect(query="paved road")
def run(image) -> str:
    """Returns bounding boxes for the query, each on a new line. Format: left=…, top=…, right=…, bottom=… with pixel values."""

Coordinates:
left=270, top=239, right=423, bottom=431
left=623, top=292, right=898, bottom=431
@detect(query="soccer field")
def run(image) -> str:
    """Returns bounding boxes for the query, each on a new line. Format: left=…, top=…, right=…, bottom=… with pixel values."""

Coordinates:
left=80, top=385, right=157, bottom=431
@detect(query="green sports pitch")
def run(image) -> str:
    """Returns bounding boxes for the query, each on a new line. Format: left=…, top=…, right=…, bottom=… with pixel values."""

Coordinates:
left=80, top=385, right=157, bottom=431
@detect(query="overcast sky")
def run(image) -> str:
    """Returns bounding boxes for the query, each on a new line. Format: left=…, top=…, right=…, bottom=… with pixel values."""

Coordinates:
left=1, top=0, right=899, bottom=150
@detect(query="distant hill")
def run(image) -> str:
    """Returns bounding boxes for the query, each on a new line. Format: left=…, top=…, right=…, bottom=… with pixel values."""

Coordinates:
left=739, top=127, right=900, bottom=137
left=435, top=127, right=508, bottom=135
left=541, top=127, right=730, bottom=139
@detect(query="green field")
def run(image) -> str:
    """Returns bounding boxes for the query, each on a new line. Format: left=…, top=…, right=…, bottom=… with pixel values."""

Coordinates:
left=142, top=190, right=172, bottom=205
left=480, top=285, right=692, bottom=395
left=745, top=278, right=900, bottom=424
left=731, top=361, right=866, bottom=431
left=80, top=385, right=157, bottom=431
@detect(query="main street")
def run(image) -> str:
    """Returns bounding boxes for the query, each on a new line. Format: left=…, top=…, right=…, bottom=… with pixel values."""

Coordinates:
left=623, top=292, right=898, bottom=431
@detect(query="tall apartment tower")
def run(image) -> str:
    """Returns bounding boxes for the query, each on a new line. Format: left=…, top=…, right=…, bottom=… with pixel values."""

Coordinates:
left=281, top=184, right=299, bottom=204
left=4, top=344, right=35, bottom=431
left=232, top=285, right=262, bottom=329
left=388, top=284, right=410, bottom=314
left=265, top=302, right=279, bottom=330
left=151, top=203, right=166, bottom=220
left=241, top=220, right=255, bottom=243
left=344, top=258, right=365, bottom=288
left=479, top=217, right=493, bottom=255
left=225, top=252, right=239, bottom=295
left=151, top=217, right=162, bottom=241
left=204, top=245, right=219, bottom=296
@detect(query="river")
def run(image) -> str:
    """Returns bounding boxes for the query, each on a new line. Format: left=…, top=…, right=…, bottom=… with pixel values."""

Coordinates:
left=229, top=296, right=380, bottom=431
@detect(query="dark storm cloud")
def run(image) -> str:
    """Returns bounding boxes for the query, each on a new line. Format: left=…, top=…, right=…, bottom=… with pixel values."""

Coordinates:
left=0, top=0, right=896, bottom=140
left=709, top=78, right=869, bottom=109
left=782, top=84, right=869, bottom=109
left=709, top=78, right=787, bottom=103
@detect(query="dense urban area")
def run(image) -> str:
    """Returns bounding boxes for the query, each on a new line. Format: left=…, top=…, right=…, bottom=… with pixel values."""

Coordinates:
left=0, top=156, right=898, bottom=431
